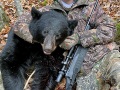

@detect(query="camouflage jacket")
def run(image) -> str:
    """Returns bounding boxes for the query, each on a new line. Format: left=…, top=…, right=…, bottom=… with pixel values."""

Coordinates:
left=13, top=0, right=117, bottom=74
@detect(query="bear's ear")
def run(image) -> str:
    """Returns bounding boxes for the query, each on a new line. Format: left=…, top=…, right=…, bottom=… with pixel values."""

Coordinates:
left=31, top=7, right=42, bottom=19
left=68, top=20, right=78, bottom=30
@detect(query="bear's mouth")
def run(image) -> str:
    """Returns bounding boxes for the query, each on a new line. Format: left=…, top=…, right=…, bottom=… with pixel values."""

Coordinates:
left=43, top=49, right=52, bottom=55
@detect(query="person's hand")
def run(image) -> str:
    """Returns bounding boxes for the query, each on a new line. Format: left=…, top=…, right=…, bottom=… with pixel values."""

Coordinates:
left=59, top=33, right=80, bottom=50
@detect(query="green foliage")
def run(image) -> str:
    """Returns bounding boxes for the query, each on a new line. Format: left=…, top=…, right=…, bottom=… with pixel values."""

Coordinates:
left=115, top=22, right=120, bottom=43
left=42, top=0, right=48, bottom=6
left=116, top=23, right=120, bottom=31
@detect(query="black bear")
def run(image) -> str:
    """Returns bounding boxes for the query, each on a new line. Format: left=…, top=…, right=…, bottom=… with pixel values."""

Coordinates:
left=1, top=7, right=78, bottom=90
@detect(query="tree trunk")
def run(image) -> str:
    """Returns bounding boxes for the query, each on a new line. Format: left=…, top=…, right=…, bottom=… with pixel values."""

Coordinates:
left=0, top=5, right=9, bottom=31
left=14, top=0, right=23, bottom=16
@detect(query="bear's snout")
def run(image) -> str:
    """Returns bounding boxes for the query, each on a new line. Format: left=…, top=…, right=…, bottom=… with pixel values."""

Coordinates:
left=43, top=49, right=52, bottom=55
left=42, top=35, right=56, bottom=55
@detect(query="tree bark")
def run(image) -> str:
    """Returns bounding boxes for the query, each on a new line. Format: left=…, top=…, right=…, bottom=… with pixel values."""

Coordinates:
left=14, top=0, right=23, bottom=16
left=0, top=4, right=9, bottom=31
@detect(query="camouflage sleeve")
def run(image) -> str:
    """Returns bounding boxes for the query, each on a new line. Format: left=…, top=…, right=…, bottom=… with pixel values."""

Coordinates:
left=79, top=2, right=116, bottom=47
left=13, top=6, right=50, bottom=43
left=13, top=11, right=33, bottom=43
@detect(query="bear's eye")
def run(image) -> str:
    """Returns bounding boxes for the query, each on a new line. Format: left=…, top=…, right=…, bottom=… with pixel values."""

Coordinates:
left=56, top=34, right=61, bottom=39
left=43, top=30, right=48, bottom=36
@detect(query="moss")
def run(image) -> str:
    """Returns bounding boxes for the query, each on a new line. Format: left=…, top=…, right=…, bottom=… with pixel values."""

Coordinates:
left=115, top=22, right=120, bottom=44
left=116, top=23, right=120, bottom=31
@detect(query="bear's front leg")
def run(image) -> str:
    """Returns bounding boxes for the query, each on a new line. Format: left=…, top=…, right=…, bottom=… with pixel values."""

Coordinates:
left=45, top=76, right=57, bottom=90
left=1, top=30, right=32, bottom=90
left=31, top=61, right=50, bottom=90
left=1, top=61, right=26, bottom=90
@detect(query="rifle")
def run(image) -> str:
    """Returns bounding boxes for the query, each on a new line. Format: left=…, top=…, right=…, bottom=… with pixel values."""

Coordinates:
left=56, top=0, right=98, bottom=90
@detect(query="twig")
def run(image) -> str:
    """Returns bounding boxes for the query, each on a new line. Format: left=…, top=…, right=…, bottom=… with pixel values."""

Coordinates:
left=24, top=70, right=36, bottom=90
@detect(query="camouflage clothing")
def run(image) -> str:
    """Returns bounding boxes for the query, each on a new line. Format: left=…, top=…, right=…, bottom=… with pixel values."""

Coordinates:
left=12, top=0, right=117, bottom=74
left=76, top=49, right=120, bottom=90
left=51, top=0, right=116, bottom=74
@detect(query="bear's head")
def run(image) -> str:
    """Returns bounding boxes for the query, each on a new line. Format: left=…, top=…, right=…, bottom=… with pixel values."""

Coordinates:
left=29, top=7, right=78, bottom=55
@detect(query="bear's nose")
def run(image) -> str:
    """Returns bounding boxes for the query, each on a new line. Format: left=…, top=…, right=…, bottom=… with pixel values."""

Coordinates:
left=43, top=42, right=54, bottom=55
left=43, top=35, right=55, bottom=55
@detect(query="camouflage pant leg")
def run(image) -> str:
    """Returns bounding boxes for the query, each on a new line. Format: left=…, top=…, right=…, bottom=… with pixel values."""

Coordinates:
left=76, top=50, right=120, bottom=90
